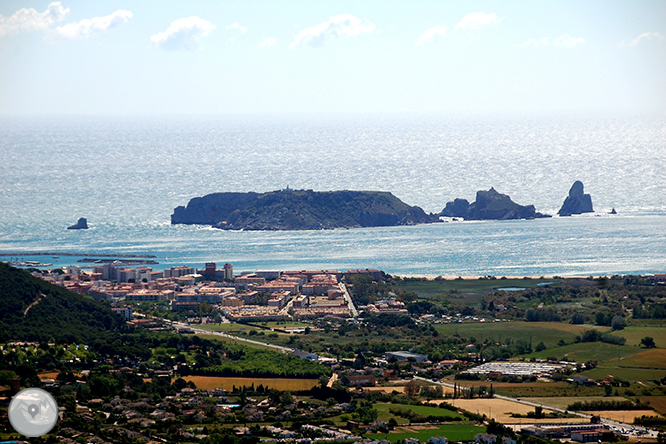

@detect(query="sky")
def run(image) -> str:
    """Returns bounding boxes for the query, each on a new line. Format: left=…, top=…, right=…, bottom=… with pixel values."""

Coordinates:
left=0, top=1, right=665, bottom=115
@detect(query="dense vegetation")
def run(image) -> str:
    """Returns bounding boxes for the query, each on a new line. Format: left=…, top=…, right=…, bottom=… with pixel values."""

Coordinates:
left=172, top=189, right=436, bottom=230
left=0, top=263, right=126, bottom=342
left=183, top=346, right=331, bottom=379
left=567, top=400, right=651, bottom=411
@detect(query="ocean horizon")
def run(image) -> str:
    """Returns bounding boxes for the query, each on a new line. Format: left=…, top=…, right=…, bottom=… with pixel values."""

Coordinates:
left=1, top=112, right=665, bottom=276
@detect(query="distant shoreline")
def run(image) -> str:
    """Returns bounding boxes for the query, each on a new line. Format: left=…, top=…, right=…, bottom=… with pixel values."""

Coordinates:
left=392, top=274, right=611, bottom=280
left=0, top=252, right=156, bottom=258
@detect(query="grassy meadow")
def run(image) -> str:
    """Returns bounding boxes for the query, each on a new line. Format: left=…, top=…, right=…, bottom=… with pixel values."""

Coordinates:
left=373, top=402, right=465, bottom=424
left=526, top=341, right=641, bottom=362
left=614, top=325, right=666, bottom=348
left=435, top=321, right=599, bottom=348
left=396, top=277, right=560, bottom=297
left=366, top=424, right=485, bottom=443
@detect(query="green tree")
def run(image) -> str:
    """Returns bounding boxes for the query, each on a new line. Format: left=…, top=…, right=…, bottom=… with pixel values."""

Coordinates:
left=640, top=336, right=656, bottom=348
left=356, top=405, right=378, bottom=424
left=404, top=380, right=420, bottom=397
left=611, top=315, right=625, bottom=331
left=604, top=384, right=613, bottom=396
left=571, top=313, right=585, bottom=324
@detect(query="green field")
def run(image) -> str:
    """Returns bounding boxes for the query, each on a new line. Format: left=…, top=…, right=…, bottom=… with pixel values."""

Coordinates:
left=473, top=382, right=606, bottom=398
left=374, top=403, right=465, bottom=424
left=435, top=321, right=598, bottom=348
left=195, top=333, right=273, bottom=351
left=526, top=341, right=641, bottom=362
left=366, top=424, right=485, bottom=443
left=396, top=277, right=560, bottom=298
left=198, top=323, right=265, bottom=333
left=581, top=366, right=666, bottom=382
left=252, top=320, right=310, bottom=329
left=611, top=348, right=666, bottom=369
left=614, top=326, right=666, bottom=348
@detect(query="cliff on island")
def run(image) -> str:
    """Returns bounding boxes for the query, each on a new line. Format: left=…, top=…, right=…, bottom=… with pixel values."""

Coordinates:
left=558, top=180, right=594, bottom=216
left=67, top=217, right=88, bottom=230
left=440, top=188, right=549, bottom=220
left=171, top=189, right=437, bottom=230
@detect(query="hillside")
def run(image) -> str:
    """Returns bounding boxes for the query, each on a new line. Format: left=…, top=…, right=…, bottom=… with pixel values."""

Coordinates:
left=171, top=189, right=437, bottom=230
left=0, top=263, right=126, bottom=343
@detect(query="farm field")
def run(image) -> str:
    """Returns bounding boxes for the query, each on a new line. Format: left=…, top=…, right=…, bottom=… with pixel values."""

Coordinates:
left=252, top=320, right=310, bottom=329
left=584, top=410, right=661, bottom=423
left=435, top=322, right=599, bottom=349
left=520, top=396, right=628, bottom=410
left=373, top=403, right=464, bottom=424
left=581, top=366, right=666, bottom=382
left=182, top=376, right=318, bottom=391
left=191, top=333, right=276, bottom=351
left=396, top=277, right=560, bottom=297
left=198, top=323, right=265, bottom=334
left=366, top=423, right=486, bottom=444
left=612, top=348, right=666, bottom=369
left=639, top=396, right=666, bottom=415
left=528, top=341, right=641, bottom=362
left=366, top=385, right=454, bottom=396
left=454, top=381, right=606, bottom=398
left=614, top=326, right=666, bottom=348
left=443, top=398, right=576, bottom=424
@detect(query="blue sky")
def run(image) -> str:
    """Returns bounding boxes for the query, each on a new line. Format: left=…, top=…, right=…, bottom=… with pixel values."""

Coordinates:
left=1, top=1, right=664, bottom=115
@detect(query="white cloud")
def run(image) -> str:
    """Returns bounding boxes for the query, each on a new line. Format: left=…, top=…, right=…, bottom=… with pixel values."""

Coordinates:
left=517, top=37, right=549, bottom=48
left=619, top=32, right=665, bottom=47
left=415, top=25, right=446, bottom=46
left=258, top=37, right=277, bottom=48
left=291, top=14, right=375, bottom=49
left=52, top=10, right=132, bottom=40
left=0, top=1, right=69, bottom=37
left=455, top=12, right=499, bottom=31
left=226, top=22, right=248, bottom=34
left=553, top=33, right=584, bottom=47
left=150, top=17, right=215, bottom=51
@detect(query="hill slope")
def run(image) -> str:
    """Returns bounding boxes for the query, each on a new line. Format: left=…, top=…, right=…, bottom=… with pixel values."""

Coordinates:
left=0, top=263, right=126, bottom=343
left=171, top=189, right=437, bottom=230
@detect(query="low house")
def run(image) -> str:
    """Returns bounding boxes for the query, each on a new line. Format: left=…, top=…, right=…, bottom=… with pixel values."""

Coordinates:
left=290, top=350, right=318, bottom=360
left=475, top=433, right=497, bottom=444
left=571, top=429, right=614, bottom=443
left=571, top=431, right=602, bottom=443
left=385, top=351, right=428, bottom=363
left=342, top=374, right=376, bottom=387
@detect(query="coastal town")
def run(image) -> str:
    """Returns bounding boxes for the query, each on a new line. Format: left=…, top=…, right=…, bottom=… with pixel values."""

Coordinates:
left=1, top=259, right=665, bottom=444
left=40, top=262, right=367, bottom=322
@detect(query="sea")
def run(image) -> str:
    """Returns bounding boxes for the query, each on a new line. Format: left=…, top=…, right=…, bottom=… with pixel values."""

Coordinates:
left=1, top=112, right=665, bottom=277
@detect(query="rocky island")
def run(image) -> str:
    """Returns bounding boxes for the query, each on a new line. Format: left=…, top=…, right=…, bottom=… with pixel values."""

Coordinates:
left=440, top=188, right=549, bottom=220
left=67, top=217, right=88, bottom=230
left=171, top=189, right=437, bottom=230
left=558, top=180, right=594, bottom=216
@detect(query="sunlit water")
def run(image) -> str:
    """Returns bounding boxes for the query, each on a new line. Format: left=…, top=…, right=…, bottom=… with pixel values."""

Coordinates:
left=1, top=113, right=665, bottom=276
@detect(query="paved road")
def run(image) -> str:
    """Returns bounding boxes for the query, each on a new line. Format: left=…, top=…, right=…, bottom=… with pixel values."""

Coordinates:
left=171, top=320, right=296, bottom=353
left=278, top=296, right=295, bottom=317
left=339, top=283, right=358, bottom=317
